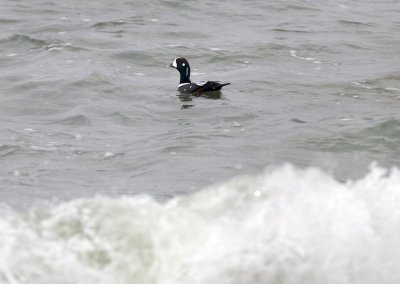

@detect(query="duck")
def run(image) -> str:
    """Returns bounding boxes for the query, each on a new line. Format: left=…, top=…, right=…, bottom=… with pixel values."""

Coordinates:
left=169, top=57, right=230, bottom=94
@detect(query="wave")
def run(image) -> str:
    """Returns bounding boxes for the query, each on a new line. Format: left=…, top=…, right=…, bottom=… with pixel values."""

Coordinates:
left=0, top=34, right=87, bottom=55
left=305, top=119, right=400, bottom=153
left=0, top=145, right=20, bottom=157
left=0, top=34, right=48, bottom=50
left=52, top=114, right=92, bottom=126
left=1, top=165, right=400, bottom=283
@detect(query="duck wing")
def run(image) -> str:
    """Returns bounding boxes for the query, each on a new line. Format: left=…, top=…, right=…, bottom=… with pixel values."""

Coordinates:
left=196, top=81, right=230, bottom=93
left=178, top=83, right=203, bottom=93
left=178, top=81, right=230, bottom=94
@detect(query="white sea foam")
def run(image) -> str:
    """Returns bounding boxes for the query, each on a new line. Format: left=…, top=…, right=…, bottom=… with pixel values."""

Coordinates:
left=290, top=50, right=316, bottom=61
left=1, top=165, right=400, bottom=283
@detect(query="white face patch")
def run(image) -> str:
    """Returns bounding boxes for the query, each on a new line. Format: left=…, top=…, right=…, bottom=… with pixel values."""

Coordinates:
left=172, top=59, right=177, bottom=68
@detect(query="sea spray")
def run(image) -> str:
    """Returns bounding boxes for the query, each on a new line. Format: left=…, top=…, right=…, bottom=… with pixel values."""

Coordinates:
left=1, top=165, right=400, bottom=284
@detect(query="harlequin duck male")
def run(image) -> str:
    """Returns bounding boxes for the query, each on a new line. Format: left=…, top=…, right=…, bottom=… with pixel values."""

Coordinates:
left=169, top=57, right=230, bottom=94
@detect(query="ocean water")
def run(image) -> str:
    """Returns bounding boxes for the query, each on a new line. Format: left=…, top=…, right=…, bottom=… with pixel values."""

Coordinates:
left=1, top=0, right=400, bottom=282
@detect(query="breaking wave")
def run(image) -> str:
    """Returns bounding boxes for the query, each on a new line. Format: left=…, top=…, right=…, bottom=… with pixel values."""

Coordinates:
left=1, top=164, right=400, bottom=284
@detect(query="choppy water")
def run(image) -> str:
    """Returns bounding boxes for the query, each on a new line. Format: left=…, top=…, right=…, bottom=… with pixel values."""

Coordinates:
left=1, top=0, right=400, bottom=282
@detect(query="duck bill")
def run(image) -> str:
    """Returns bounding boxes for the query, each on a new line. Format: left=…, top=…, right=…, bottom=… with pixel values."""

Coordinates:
left=168, top=63, right=174, bottom=68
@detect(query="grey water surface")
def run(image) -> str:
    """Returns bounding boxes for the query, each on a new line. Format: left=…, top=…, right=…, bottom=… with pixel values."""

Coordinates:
left=1, top=0, right=400, bottom=209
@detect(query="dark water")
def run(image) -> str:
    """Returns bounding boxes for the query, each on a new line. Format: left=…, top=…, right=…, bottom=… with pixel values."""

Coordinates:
left=1, top=0, right=400, bottom=282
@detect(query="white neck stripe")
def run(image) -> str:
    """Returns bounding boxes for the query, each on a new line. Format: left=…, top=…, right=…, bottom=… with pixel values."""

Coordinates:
left=178, top=83, right=190, bottom=87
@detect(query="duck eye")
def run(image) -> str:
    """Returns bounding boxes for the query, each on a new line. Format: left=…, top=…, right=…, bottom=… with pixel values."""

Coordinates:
left=182, top=63, right=185, bottom=67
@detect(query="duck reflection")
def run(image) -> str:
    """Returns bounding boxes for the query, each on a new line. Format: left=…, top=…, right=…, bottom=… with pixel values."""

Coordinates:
left=177, top=91, right=222, bottom=109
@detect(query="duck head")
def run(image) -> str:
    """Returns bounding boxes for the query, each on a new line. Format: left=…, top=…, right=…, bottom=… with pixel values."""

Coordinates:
left=169, top=57, right=191, bottom=84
